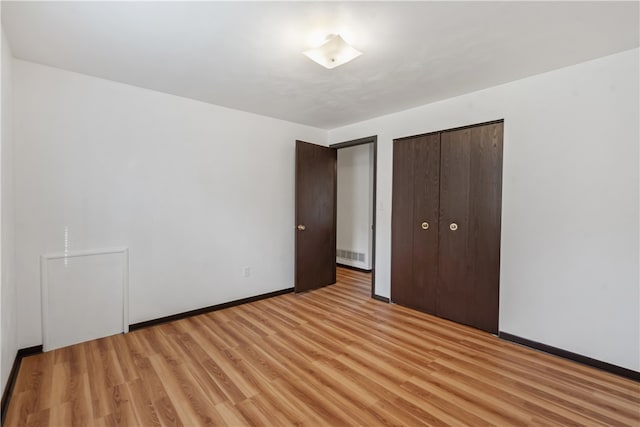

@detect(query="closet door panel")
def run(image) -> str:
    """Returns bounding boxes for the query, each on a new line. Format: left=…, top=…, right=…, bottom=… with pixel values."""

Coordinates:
left=438, top=122, right=503, bottom=333
left=468, top=123, right=503, bottom=333
left=438, top=128, right=472, bottom=326
left=391, top=138, right=416, bottom=306
left=411, top=134, right=441, bottom=313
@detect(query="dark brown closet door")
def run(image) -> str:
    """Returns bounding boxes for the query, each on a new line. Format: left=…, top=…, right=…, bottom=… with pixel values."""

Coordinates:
left=437, top=122, right=503, bottom=333
left=391, top=134, right=440, bottom=313
left=391, top=138, right=415, bottom=305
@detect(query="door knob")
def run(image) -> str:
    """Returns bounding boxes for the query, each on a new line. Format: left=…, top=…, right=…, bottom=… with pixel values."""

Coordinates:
left=449, top=223, right=458, bottom=231
left=297, top=224, right=306, bottom=231
left=421, top=222, right=429, bottom=230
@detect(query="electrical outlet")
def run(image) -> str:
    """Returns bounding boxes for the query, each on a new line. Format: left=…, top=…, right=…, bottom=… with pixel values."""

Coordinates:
left=242, top=266, right=251, bottom=277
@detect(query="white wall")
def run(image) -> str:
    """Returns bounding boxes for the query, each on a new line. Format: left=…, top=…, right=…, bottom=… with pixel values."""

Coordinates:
left=337, top=144, right=373, bottom=270
left=329, top=48, right=640, bottom=371
left=13, top=59, right=327, bottom=348
left=1, top=26, right=18, bottom=392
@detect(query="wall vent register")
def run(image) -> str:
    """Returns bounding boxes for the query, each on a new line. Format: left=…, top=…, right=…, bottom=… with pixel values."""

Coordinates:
left=337, top=249, right=365, bottom=262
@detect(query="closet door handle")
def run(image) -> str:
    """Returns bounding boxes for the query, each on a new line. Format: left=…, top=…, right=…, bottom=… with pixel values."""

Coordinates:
left=421, top=222, right=429, bottom=230
left=449, top=223, right=458, bottom=231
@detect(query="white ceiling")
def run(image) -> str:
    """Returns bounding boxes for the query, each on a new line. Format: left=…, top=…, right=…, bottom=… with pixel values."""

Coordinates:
left=2, top=1, right=639, bottom=129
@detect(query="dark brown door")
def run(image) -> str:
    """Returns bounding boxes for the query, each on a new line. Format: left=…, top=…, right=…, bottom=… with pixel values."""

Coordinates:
left=295, top=140, right=337, bottom=292
left=391, top=134, right=441, bottom=313
left=437, top=122, right=503, bottom=333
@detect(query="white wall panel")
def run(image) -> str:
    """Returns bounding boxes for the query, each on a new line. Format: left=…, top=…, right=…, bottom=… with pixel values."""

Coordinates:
left=41, top=248, right=128, bottom=351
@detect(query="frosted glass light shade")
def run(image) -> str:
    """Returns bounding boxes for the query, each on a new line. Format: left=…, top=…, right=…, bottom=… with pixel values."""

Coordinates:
left=303, top=34, right=362, bottom=69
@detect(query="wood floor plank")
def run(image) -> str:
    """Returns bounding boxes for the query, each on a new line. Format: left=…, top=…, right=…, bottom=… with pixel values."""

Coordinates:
left=5, top=267, right=639, bottom=426
left=126, top=379, right=162, bottom=427
left=47, top=401, right=71, bottom=427
left=147, top=354, right=221, bottom=426
left=23, top=408, right=49, bottom=427
left=233, top=399, right=273, bottom=427
left=105, top=383, right=140, bottom=427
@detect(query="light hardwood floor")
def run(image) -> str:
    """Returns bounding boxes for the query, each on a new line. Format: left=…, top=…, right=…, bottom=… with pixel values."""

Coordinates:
left=5, top=268, right=640, bottom=426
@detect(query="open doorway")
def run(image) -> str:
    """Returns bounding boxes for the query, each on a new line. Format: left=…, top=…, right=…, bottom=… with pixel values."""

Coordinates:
left=330, top=136, right=377, bottom=298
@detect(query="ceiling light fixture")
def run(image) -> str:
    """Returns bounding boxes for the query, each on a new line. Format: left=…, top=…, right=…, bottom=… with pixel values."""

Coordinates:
left=303, top=34, right=362, bottom=69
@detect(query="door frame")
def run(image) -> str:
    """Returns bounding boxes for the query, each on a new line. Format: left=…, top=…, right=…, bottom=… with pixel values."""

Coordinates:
left=393, top=119, right=504, bottom=142
left=330, top=136, right=379, bottom=299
